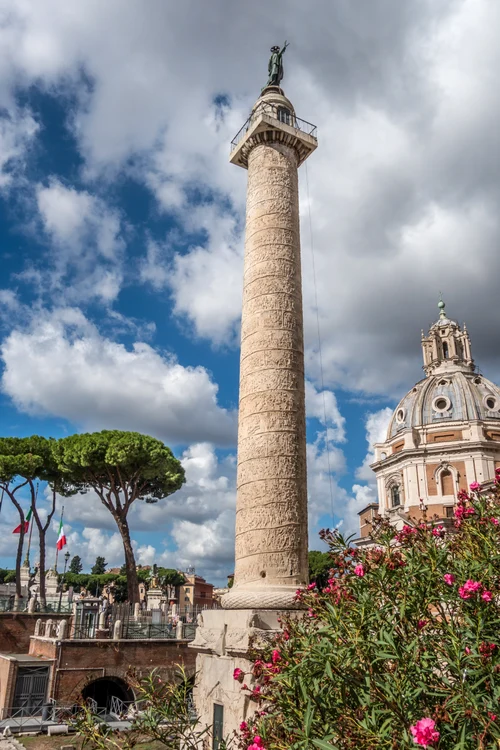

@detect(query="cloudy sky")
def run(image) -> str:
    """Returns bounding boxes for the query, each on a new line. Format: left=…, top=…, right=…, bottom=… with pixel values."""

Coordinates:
left=0, top=0, right=498, bottom=584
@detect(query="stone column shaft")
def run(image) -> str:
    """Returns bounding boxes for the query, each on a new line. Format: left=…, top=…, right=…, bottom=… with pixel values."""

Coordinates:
left=225, top=139, right=308, bottom=609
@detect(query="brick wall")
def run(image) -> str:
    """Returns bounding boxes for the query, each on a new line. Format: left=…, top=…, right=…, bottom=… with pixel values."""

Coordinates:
left=0, top=614, right=69, bottom=654
left=428, top=430, right=463, bottom=443
left=29, top=637, right=197, bottom=705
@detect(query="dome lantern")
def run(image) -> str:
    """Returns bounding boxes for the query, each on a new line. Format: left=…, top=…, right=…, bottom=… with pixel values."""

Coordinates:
left=421, top=298, right=474, bottom=376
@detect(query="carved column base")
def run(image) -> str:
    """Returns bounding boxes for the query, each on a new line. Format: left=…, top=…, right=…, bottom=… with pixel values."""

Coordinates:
left=221, top=585, right=304, bottom=610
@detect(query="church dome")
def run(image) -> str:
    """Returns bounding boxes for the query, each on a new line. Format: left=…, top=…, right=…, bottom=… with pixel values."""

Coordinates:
left=388, top=371, right=500, bottom=439
left=388, top=300, right=500, bottom=439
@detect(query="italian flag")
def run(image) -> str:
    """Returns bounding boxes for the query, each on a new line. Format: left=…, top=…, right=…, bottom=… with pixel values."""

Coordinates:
left=12, top=508, right=32, bottom=534
left=56, top=518, right=67, bottom=551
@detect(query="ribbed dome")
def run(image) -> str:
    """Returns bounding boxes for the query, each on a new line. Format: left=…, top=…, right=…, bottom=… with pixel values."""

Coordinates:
left=388, top=372, right=500, bottom=439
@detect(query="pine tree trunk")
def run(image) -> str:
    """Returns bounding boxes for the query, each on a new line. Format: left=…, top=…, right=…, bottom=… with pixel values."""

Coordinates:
left=38, top=531, right=47, bottom=609
left=15, top=523, right=25, bottom=601
left=116, top=515, right=139, bottom=604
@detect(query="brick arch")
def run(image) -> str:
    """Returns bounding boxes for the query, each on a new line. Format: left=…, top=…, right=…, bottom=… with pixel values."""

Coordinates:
left=82, top=675, right=134, bottom=707
left=64, top=669, right=135, bottom=706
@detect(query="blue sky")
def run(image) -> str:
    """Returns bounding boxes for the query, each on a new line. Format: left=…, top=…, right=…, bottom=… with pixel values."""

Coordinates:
left=0, top=0, right=499, bottom=584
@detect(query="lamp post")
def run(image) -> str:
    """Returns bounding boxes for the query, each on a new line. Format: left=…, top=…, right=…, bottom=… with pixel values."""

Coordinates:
left=58, top=551, right=70, bottom=612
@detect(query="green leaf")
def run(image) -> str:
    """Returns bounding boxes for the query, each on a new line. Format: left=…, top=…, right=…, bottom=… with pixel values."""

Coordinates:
left=312, top=740, right=339, bottom=750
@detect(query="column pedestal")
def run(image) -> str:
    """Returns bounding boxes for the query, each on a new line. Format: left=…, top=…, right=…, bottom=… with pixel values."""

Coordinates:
left=191, top=609, right=288, bottom=741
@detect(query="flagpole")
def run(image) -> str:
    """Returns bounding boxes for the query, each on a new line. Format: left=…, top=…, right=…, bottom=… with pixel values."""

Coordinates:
left=24, top=482, right=38, bottom=568
left=55, top=505, right=64, bottom=572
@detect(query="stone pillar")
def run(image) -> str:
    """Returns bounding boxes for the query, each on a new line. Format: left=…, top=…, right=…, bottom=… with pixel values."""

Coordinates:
left=223, top=87, right=316, bottom=610
left=57, top=619, right=68, bottom=640
left=191, top=86, right=317, bottom=740
left=176, top=621, right=184, bottom=640
left=113, top=619, right=122, bottom=640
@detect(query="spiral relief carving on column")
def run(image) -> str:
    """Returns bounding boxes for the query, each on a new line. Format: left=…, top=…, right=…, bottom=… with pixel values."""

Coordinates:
left=223, top=138, right=308, bottom=609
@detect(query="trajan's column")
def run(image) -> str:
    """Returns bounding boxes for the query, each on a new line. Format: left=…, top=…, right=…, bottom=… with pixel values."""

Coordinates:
left=192, top=44, right=317, bottom=742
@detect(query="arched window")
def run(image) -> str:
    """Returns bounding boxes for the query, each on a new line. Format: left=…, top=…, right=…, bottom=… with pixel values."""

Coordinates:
left=442, top=341, right=449, bottom=358
left=391, top=485, right=401, bottom=508
left=277, top=107, right=291, bottom=125
left=441, top=469, right=454, bottom=496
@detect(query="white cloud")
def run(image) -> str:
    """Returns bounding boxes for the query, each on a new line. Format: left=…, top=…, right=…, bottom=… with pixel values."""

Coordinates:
left=356, top=407, right=393, bottom=483
left=34, top=179, right=125, bottom=304
left=305, top=381, right=346, bottom=443
left=0, top=108, right=38, bottom=188
left=37, top=180, right=121, bottom=258
left=167, top=206, right=244, bottom=346
left=139, top=239, right=170, bottom=291
left=0, top=290, right=20, bottom=312
left=0, top=309, right=237, bottom=446
left=0, top=1, right=499, bottom=394
left=63, top=527, right=127, bottom=570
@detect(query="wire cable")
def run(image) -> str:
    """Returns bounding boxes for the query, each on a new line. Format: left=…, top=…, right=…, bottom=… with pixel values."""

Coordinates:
left=304, top=159, right=336, bottom=526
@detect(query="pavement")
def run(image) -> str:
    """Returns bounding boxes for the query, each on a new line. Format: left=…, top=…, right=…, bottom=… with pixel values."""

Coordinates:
left=0, top=735, right=25, bottom=750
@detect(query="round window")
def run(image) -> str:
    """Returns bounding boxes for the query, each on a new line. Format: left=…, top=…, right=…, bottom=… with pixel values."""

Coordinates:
left=474, top=377, right=482, bottom=385
left=396, top=408, right=405, bottom=423
left=433, top=396, right=451, bottom=413
left=485, top=396, right=497, bottom=411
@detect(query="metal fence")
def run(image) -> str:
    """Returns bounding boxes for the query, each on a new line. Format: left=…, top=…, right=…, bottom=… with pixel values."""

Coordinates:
left=231, top=103, right=317, bottom=151
left=0, top=595, right=72, bottom=614
left=68, top=601, right=213, bottom=640
left=123, top=621, right=178, bottom=639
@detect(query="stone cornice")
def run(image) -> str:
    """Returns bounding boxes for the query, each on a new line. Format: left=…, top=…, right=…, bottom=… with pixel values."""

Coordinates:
left=371, top=439, right=500, bottom=472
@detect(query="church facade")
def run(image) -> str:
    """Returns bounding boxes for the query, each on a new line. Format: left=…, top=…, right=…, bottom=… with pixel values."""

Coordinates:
left=359, top=302, right=500, bottom=540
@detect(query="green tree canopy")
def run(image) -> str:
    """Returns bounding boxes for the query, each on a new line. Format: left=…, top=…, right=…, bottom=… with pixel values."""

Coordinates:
left=0, top=435, right=75, bottom=604
left=91, top=556, right=107, bottom=575
left=308, top=549, right=332, bottom=589
left=69, top=555, right=83, bottom=574
left=52, top=431, right=185, bottom=604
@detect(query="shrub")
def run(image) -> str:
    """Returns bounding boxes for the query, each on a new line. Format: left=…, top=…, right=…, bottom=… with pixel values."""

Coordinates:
left=237, top=480, right=500, bottom=749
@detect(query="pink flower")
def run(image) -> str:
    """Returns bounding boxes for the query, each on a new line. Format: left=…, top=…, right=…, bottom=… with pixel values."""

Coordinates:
left=410, top=717, right=440, bottom=747
left=482, top=590, right=493, bottom=602
left=489, top=712, right=497, bottom=721
left=470, top=481, right=482, bottom=492
left=354, top=564, right=365, bottom=577
left=465, top=646, right=471, bottom=654
left=443, top=573, right=456, bottom=586
left=455, top=505, right=475, bottom=520
left=307, top=582, right=317, bottom=590
left=417, top=619, right=427, bottom=631
left=458, top=579, right=482, bottom=599
left=247, top=738, right=265, bottom=750
left=271, top=649, right=281, bottom=664
left=233, top=668, right=244, bottom=682
left=491, top=518, right=500, bottom=526
left=240, top=721, right=248, bottom=732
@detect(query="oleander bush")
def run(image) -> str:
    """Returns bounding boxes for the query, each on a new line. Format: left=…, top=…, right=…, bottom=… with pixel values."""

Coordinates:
left=237, top=476, right=500, bottom=749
